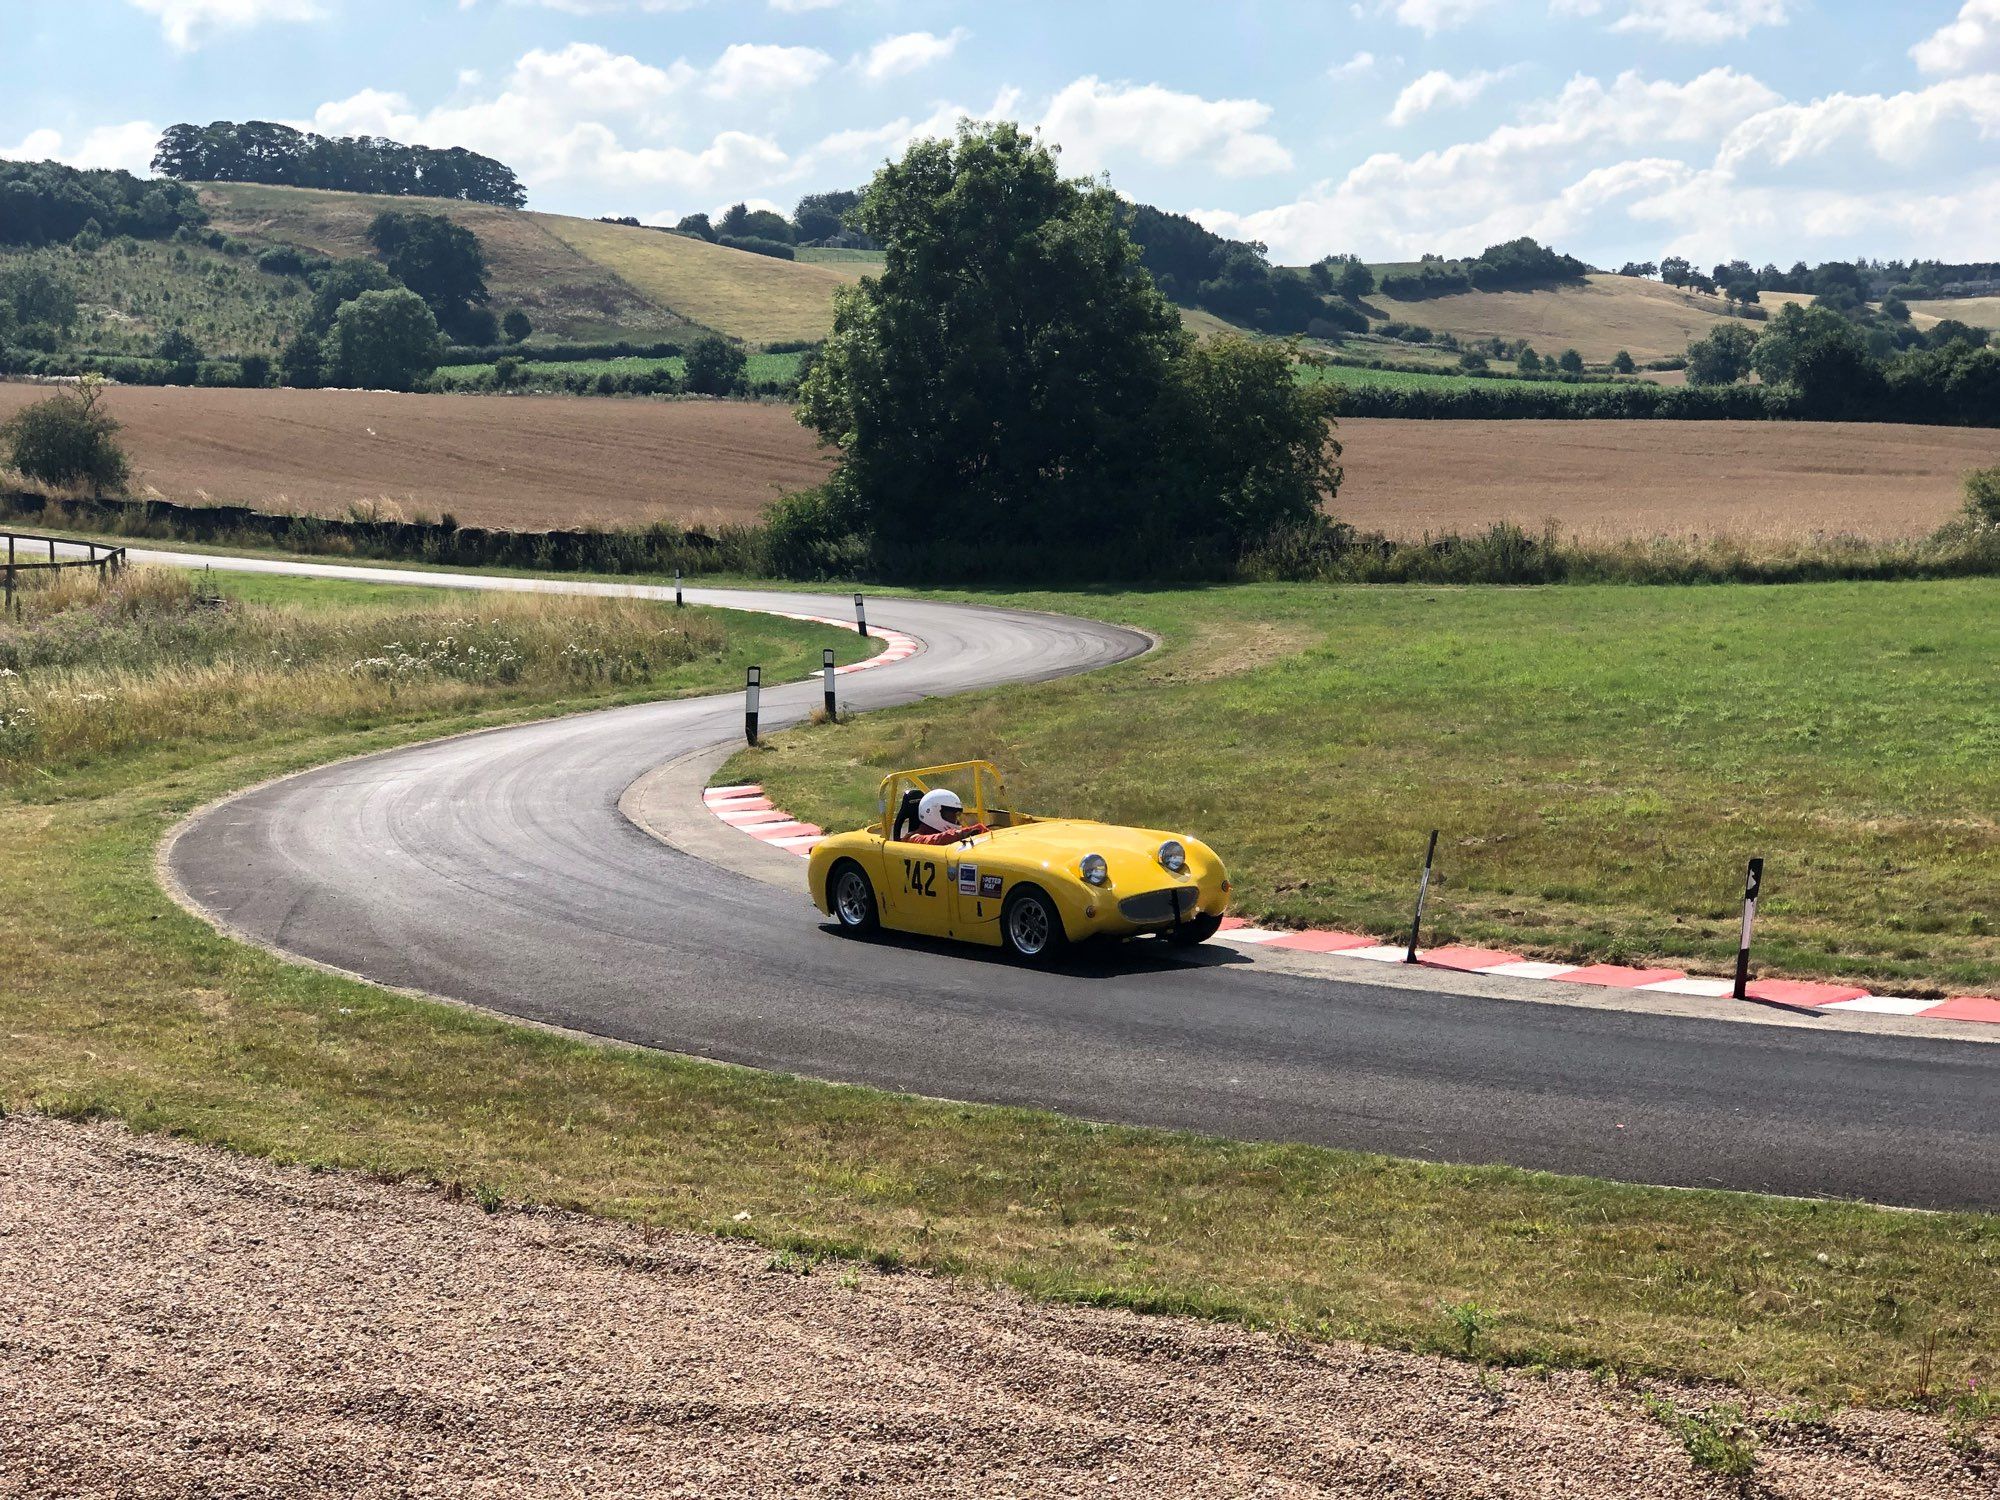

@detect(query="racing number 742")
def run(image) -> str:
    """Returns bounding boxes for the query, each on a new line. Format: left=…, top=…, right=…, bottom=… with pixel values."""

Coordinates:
left=902, top=858, right=938, bottom=897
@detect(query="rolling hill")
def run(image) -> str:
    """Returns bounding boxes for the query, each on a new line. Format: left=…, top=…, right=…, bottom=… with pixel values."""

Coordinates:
left=200, top=181, right=856, bottom=346
left=1362, top=273, right=1771, bottom=363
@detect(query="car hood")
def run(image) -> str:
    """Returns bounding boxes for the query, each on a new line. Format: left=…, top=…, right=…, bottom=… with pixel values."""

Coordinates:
left=965, top=818, right=1216, bottom=885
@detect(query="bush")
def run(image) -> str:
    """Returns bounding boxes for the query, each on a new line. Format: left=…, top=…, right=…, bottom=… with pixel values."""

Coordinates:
left=256, top=245, right=307, bottom=277
left=501, top=309, right=532, bottom=343
left=279, top=331, right=324, bottom=389
left=718, top=235, right=796, bottom=261
left=763, top=488, right=867, bottom=578
left=1966, top=467, right=2000, bottom=527
left=1611, top=350, right=1636, bottom=374
left=238, top=353, right=271, bottom=388
left=1, top=379, right=130, bottom=496
left=156, top=327, right=203, bottom=383
left=685, top=334, right=748, bottom=396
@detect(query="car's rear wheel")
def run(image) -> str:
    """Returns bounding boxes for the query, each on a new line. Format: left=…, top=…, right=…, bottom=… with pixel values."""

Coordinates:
left=1000, top=885, right=1067, bottom=962
left=1169, top=912, right=1225, bottom=947
left=829, top=860, right=879, bottom=934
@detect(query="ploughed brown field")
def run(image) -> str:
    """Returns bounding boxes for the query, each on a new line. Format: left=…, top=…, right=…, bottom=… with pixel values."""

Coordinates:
left=3, top=383, right=1992, bottom=540
left=0, top=386, right=834, bottom=532
left=1334, top=418, right=1998, bottom=541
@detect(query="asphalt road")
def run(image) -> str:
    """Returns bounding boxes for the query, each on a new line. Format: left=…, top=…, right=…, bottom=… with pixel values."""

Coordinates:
left=141, top=550, right=2000, bottom=1210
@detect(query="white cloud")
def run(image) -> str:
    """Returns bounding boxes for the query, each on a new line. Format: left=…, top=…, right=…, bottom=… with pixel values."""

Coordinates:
left=769, top=0, right=845, bottom=10
left=859, top=29, right=967, bottom=83
left=124, top=0, right=325, bottom=51
left=704, top=43, right=833, bottom=101
left=1912, top=0, right=2000, bottom=75
left=1716, top=75, right=2000, bottom=177
left=802, top=90, right=1022, bottom=172
left=1195, top=62, right=2000, bottom=268
left=1038, top=77, right=1293, bottom=178
left=1386, top=0, right=1496, bottom=35
left=1330, top=52, right=1378, bottom=79
left=1190, top=67, right=1780, bottom=260
left=1554, top=0, right=1791, bottom=42
left=311, top=45, right=792, bottom=205
left=2, top=121, right=162, bottom=175
left=1388, top=68, right=1508, bottom=125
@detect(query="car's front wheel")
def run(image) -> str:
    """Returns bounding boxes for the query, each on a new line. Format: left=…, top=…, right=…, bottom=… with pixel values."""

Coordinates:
left=829, top=860, right=879, bottom=934
left=1000, top=885, right=1068, bottom=963
left=1169, top=912, right=1225, bottom=947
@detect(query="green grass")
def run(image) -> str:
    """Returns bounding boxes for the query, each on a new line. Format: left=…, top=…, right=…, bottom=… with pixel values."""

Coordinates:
left=795, top=247, right=886, bottom=267
left=3, top=561, right=1997, bottom=1417
left=733, top=580, right=2000, bottom=996
left=1295, top=360, right=1595, bottom=395
left=432, top=351, right=805, bottom=386
left=1, top=238, right=305, bottom=359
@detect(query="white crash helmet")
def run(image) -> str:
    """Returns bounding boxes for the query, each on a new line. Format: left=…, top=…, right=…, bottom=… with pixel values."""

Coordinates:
left=917, top=788, right=965, bottom=834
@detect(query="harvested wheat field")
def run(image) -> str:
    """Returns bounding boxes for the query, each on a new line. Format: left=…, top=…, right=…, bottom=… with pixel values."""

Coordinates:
left=1335, top=417, right=1998, bottom=540
left=4, top=1114, right=1988, bottom=1499
left=0, top=384, right=833, bottom=531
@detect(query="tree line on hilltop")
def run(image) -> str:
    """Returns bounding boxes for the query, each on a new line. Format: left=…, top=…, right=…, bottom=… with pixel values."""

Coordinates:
left=152, top=121, right=527, bottom=208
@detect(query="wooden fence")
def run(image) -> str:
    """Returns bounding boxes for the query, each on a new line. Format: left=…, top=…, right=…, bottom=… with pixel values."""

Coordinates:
left=2, top=530, right=127, bottom=619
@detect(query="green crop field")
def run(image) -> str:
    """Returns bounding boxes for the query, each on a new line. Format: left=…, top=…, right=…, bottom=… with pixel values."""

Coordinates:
left=1295, top=361, right=1592, bottom=395
left=739, top=578, right=2000, bottom=996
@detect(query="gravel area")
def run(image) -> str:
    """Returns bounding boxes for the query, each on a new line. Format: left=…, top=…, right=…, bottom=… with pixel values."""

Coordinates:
left=1, top=1114, right=1989, bottom=1498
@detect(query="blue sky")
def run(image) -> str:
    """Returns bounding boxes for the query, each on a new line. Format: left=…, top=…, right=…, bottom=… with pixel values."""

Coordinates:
left=5, top=1, right=1998, bottom=267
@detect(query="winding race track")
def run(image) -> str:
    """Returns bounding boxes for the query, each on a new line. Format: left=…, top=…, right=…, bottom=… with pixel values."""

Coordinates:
left=139, top=550, right=2000, bottom=1211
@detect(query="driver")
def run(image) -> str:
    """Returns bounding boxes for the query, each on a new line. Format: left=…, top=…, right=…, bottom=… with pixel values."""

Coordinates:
left=904, top=788, right=989, bottom=846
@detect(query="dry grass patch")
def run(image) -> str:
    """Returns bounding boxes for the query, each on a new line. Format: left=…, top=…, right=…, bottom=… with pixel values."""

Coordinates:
left=1367, top=274, right=1766, bottom=362
left=538, top=216, right=853, bottom=346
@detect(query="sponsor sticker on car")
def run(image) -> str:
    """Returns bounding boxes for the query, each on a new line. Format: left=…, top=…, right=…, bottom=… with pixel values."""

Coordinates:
left=980, top=874, right=1004, bottom=898
left=959, top=865, right=979, bottom=896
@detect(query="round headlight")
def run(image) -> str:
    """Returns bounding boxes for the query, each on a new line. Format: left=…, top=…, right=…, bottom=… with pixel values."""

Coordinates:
left=1080, top=853, right=1109, bottom=886
left=1158, top=839, right=1187, bottom=874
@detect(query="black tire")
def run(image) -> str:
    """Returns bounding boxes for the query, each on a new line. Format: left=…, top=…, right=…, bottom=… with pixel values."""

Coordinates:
left=1000, top=885, right=1068, bottom=963
left=1169, top=912, right=1225, bottom=947
left=828, top=860, right=879, bottom=934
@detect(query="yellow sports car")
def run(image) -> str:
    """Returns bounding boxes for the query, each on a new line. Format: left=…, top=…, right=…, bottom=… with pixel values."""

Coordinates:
left=807, top=761, right=1231, bottom=960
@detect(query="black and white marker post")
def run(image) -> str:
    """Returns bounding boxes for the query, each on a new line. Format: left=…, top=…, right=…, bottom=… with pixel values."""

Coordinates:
left=822, top=647, right=837, bottom=720
left=1405, top=829, right=1440, bottom=963
left=744, top=665, right=761, bottom=746
left=854, top=593, right=868, bottom=638
left=674, top=568, right=683, bottom=608
left=1732, top=856, right=1764, bottom=1000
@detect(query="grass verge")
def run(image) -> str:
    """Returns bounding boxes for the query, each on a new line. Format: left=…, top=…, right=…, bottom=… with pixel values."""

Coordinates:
left=732, top=578, right=2000, bottom=996
left=3, top=563, right=1997, bottom=1414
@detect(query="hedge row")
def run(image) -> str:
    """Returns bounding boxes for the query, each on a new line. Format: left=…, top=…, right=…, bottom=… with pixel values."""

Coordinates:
left=439, top=339, right=688, bottom=365
left=0, top=493, right=767, bottom=577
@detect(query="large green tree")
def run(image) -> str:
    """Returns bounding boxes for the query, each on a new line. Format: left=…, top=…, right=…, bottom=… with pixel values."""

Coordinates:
left=1684, top=323, right=1758, bottom=385
left=366, top=211, right=491, bottom=340
left=793, top=122, right=1339, bottom=579
left=329, top=288, right=441, bottom=392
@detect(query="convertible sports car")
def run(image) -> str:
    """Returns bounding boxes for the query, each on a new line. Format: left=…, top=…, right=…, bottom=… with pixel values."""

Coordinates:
left=807, top=761, right=1231, bottom=960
